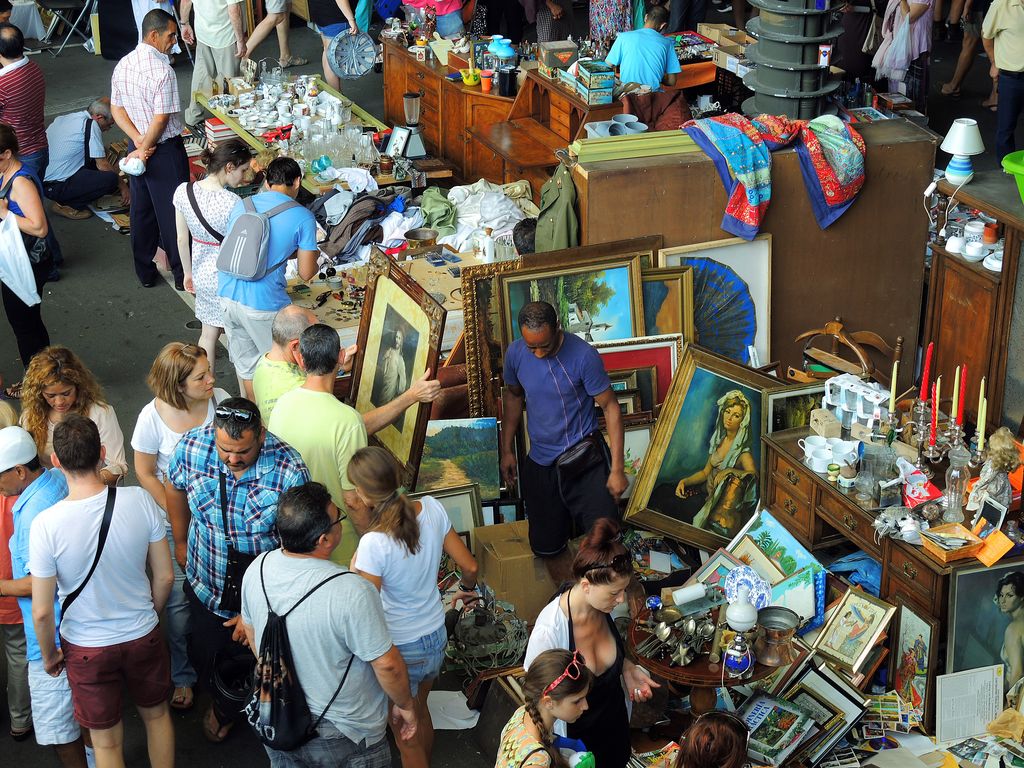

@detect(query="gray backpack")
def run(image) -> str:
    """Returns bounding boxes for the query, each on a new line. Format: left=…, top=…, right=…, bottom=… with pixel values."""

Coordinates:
left=217, top=197, right=303, bottom=281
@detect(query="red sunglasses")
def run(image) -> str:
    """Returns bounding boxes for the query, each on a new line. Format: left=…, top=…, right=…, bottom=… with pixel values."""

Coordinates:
left=543, top=650, right=585, bottom=697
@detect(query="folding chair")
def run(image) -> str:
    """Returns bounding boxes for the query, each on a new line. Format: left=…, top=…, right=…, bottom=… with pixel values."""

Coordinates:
left=37, top=0, right=95, bottom=56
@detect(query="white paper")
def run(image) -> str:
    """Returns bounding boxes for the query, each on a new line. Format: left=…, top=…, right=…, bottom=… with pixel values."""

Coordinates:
left=426, top=690, right=480, bottom=730
left=935, top=664, right=1004, bottom=745
left=649, top=550, right=672, bottom=574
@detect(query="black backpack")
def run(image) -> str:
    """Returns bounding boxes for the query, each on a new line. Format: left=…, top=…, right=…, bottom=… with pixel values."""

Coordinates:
left=245, top=555, right=356, bottom=750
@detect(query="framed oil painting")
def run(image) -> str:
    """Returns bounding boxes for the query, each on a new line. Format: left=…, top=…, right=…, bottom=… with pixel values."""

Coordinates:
left=787, top=682, right=845, bottom=733
left=641, top=266, right=695, bottom=341
left=352, top=249, right=446, bottom=487
left=409, top=483, right=483, bottom=540
left=461, top=237, right=662, bottom=417
left=731, top=535, right=786, bottom=585
left=813, top=589, right=895, bottom=673
left=889, top=597, right=940, bottom=727
left=948, top=558, right=1024, bottom=696
left=595, top=334, right=684, bottom=410
left=625, top=344, right=783, bottom=550
left=418, top=418, right=500, bottom=500
left=497, top=251, right=646, bottom=347
left=660, top=235, right=772, bottom=366
left=764, top=382, right=827, bottom=434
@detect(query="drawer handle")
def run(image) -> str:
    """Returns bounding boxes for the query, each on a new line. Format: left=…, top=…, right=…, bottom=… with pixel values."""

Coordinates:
left=783, top=498, right=798, bottom=517
left=842, top=514, right=857, bottom=532
left=416, top=71, right=425, bottom=80
left=785, top=469, right=799, bottom=486
left=903, top=562, right=918, bottom=580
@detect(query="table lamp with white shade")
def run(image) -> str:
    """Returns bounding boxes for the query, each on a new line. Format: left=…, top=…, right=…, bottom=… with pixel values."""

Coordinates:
left=941, top=118, right=986, bottom=185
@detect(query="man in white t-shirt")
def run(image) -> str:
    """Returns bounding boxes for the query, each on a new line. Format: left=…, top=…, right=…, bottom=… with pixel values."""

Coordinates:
left=29, top=414, right=175, bottom=768
left=240, top=482, right=416, bottom=767
left=180, top=0, right=247, bottom=127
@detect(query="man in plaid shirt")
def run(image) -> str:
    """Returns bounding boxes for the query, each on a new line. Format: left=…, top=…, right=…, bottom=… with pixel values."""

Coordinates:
left=165, top=396, right=309, bottom=743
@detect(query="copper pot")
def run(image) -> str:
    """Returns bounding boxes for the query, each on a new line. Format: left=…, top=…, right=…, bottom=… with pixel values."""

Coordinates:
left=753, top=606, right=800, bottom=667
left=404, top=228, right=438, bottom=248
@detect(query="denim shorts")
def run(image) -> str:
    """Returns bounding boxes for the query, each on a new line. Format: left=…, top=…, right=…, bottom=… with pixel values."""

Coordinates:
left=435, top=10, right=464, bottom=38
left=395, top=625, right=446, bottom=696
left=265, top=721, right=390, bottom=768
left=318, top=21, right=351, bottom=38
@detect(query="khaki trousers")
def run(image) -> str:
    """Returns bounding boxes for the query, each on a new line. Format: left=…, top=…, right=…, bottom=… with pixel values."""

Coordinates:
left=1, top=623, right=31, bottom=731
left=185, top=41, right=240, bottom=125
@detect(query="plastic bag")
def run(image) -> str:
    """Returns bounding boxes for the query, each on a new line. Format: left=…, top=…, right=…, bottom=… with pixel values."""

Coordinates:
left=872, top=16, right=912, bottom=81
left=0, top=211, right=40, bottom=307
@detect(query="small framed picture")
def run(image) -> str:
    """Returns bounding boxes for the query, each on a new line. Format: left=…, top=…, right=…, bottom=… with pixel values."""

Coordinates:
left=730, top=534, right=786, bottom=585
left=972, top=497, right=1008, bottom=538
left=787, top=682, right=845, bottom=732
left=409, top=483, right=483, bottom=540
left=813, top=589, right=896, bottom=673
left=686, top=547, right=742, bottom=589
left=763, top=382, right=827, bottom=434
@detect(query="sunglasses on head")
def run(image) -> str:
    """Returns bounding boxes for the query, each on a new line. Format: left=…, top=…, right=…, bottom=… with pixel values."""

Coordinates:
left=215, top=406, right=255, bottom=423
left=542, top=650, right=585, bottom=697
left=587, top=553, right=632, bottom=572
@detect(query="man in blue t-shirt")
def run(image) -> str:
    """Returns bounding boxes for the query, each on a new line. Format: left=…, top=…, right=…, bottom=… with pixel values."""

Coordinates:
left=219, top=157, right=318, bottom=400
left=500, top=301, right=626, bottom=580
left=606, top=6, right=682, bottom=92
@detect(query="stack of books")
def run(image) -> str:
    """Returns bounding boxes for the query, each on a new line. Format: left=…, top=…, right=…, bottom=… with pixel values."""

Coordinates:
left=204, top=118, right=235, bottom=148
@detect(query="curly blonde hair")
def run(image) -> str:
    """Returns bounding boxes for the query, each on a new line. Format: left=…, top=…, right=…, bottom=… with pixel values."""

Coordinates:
left=20, top=346, right=107, bottom=454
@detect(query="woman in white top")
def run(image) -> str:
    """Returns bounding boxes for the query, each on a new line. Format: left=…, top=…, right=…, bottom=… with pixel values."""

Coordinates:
left=19, top=345, right=127, bottom=486
left=132, top=342, right=229, bottom=711
left=349, top=446, right=479, bottom=768
left=172, top=139, right=252, bottom=371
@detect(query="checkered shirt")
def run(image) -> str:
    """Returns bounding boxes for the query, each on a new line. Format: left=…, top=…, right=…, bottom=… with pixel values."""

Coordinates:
left=110, top=43, right=183, bottom=144
left=168, top=426, right=310, bottom=617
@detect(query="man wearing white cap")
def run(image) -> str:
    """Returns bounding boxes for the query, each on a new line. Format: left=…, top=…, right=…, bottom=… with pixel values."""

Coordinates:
left=0, top=426, right=89, bottom=768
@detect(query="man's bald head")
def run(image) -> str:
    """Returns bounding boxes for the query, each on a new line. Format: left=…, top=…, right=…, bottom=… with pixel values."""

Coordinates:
left=271, top=305, right=318, bottom=346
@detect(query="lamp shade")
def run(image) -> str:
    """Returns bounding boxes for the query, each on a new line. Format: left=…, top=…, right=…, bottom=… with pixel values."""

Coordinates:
left=941, top=118, right=986, bottom=156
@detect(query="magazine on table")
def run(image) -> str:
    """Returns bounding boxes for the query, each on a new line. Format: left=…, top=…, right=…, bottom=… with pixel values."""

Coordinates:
left=739, top=693, right=819, bottom=766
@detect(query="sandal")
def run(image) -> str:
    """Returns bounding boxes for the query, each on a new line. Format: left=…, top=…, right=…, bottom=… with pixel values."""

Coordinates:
left=3, top=381, right=23, bottom=400
left=170, top=685, right=194, bottom=711
left=940, top=82, right=961, bottom=98
left=202, top=706, right=234, bottom=743
left=279, top=55, right=309, bottom=68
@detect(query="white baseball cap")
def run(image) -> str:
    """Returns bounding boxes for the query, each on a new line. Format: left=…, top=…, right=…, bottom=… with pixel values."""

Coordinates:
left=0, top=427, right=38, bottom=474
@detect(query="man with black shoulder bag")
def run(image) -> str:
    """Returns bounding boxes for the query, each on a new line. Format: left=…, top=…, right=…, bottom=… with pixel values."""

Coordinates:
left=165, top=396, right=310, bottom=744
left=500, top=301, right=627, bottom=582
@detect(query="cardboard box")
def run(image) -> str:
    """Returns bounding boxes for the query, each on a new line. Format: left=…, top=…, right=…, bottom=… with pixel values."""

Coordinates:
left=576, top=60, right=615, bottom=89
left=538, top=40, right=579, bottom=69
left=711, top=42, right=744, bottom=69
left=697, top=22, right=738, bottom=42
left=475, top=520, right=559, bottom=624
left=575, top=80, right=614, bottom=105
left=721, top=30, right=756, bottom=45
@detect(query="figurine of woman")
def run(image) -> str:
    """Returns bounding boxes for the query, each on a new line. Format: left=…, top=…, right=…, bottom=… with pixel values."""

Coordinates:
left=968, top=426, right=1021, bottom=513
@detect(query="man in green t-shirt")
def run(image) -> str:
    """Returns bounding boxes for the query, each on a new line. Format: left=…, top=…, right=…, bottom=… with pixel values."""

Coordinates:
left=252, top=306, right=321, bottom=423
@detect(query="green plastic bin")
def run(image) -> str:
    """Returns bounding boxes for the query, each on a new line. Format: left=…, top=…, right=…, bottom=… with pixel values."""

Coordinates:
left=1002, top=150, right=1024, bottom=206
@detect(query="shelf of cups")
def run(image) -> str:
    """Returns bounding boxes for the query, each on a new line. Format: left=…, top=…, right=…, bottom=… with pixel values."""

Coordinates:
left=929, top=241, right=1002, bottom=286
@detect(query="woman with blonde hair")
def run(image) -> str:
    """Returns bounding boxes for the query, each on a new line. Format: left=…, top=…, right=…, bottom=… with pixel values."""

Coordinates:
left=496, top=649, right=594, bottom=768
left=349, top=446, right=479, bottom=768
left=19, top=346, right=126, bottom=485
left=131, top=342, right=229, bottom=710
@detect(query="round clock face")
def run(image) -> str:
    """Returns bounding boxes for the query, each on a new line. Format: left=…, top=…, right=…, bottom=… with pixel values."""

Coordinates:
left=327, top=32, right=377, bottom=80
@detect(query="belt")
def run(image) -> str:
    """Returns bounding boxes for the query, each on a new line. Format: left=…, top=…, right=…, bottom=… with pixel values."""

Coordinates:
left=1000, top=69, right=1024, bottom=79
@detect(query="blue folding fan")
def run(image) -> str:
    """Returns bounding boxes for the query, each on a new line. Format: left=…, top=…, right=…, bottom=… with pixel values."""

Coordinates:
left=675, top=257, right=757, bottom=364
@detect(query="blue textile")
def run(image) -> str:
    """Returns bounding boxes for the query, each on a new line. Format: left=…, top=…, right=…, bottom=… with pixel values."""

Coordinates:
left=503, top=333, right=610, bottom=466
left=826, top=552, right=882, bottom=596
left=606, top=28, right=681, bottom=92
left=218, top=191, right=318, bottom=312
left=10, top=469, right=69, bottom=661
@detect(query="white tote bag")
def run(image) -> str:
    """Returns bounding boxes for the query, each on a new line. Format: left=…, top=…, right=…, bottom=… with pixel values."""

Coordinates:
left=0, top=212, right=41, bottom=307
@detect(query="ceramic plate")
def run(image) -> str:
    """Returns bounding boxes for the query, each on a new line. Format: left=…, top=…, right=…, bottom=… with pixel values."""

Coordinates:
left=724, top=565, right=771, bottom=609
left=984, top=253, right=1004, bottom=272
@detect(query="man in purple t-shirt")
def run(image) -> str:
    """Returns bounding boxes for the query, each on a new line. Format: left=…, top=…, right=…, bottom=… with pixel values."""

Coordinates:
left=500, top=301, right=626, bottom=581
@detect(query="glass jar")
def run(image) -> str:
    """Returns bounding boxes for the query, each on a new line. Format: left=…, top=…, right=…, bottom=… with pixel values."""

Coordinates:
left=943, top=443, right=972, bottom=524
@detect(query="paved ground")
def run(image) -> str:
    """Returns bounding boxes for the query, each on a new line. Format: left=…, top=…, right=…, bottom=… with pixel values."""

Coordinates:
left=0, top=10, right=1009, bottom=766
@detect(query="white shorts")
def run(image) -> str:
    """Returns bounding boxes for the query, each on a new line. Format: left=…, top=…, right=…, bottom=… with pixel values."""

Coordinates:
left=265, top=0, right=288, bottom=13
left=221, top=298, right=278, bottom=381
left=28, top=660, right=80, bottom=745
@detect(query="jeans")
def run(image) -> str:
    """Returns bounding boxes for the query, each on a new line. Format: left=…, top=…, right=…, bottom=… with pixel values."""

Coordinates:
left=165, top=529, right=196, bottom=688
left=435, top=10, right=464, bottom=38
left=997, top=71, right=1024, bottom=161
left=265, top=722, right=391, bottom=768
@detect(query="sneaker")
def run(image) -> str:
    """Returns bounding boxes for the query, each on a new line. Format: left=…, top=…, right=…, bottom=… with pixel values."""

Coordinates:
left=51, top=202, right=91, bottom=220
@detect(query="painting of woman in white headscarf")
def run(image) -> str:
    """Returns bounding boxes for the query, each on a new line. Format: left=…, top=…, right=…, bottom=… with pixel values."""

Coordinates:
left=646, top=371, right=761, bottom=538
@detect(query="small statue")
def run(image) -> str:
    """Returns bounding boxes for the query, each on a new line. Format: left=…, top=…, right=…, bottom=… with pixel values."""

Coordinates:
left=967, top=426, right=1021, bottom=512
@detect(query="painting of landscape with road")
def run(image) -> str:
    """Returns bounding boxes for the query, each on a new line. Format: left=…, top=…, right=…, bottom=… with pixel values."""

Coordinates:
left=417, top=418, right=501, bottom=500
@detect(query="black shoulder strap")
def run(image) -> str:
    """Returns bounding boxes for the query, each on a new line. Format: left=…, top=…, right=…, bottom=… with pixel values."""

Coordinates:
left=83, top=117, right=94, bottom=166
left=61, top=487, right=116, bottom=619
left=0, top=173, right=16, bottom=201
left=187, top=182, right=225, bottom=243
left=519, top=747, right=548, bottom=768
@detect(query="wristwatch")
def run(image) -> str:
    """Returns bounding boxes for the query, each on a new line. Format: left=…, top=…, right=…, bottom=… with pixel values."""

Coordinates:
left=458, top=582, right=478, bottom=593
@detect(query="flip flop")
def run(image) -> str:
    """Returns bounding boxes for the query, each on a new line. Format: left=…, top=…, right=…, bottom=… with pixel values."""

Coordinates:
left=202, top=706, right=234, bottom=743
left=170, top=686, right=194, bottom=711
left=3, top=381, right=23, bottom=400
left=280, top=55, right=309, bottom=68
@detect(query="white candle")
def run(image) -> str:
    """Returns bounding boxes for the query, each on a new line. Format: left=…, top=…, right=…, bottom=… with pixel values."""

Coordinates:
left=889, top=359, right=898, bottom=412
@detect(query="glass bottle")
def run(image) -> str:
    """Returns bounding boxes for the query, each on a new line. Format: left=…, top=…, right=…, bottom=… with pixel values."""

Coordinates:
left=943, top=443, right=972, bottom=524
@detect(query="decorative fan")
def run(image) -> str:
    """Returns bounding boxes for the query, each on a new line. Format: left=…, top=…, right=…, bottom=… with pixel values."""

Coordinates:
left=326, top=32, right=377, bottom=81
left=675, top=257, right=756, bottom=364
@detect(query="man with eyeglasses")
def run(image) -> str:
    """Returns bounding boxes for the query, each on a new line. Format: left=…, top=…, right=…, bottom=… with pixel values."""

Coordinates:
left=240, top=482, right=417, bottom=767
left=165, top=396, right=310, bottom=743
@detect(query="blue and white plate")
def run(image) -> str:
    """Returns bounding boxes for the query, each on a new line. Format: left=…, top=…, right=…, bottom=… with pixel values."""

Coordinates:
left=724, top=565, right=771, bottom=609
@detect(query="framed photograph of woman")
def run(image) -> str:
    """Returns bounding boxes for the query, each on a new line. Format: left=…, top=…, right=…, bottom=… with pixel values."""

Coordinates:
left=351, top=249, right=447, bottom=487
left=813, top=590, right=895, bottom=674
left=888, top=597, right=939, bottom=727
left=625, top=344, right=784, bottom=550
left=948, top=559, right=1024, bottom=697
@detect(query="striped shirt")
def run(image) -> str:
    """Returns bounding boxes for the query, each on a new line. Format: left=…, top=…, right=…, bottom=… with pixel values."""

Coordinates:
left=167, top=426, right=310, bottom=617
left=0, top=57, right=47, bottom=155
left=110, top=43, right=182, bottom=144
left=44, top=111, right=106, bottom=183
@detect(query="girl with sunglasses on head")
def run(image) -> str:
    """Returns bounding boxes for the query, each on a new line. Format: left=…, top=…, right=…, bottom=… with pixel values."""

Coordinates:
left=349, top=446, right=479, bottom=768
left=524, top=518, right=659, bottom=768
left=676, top=711, right=749, bottom=768
left=497, top=649, right=594, bottom=768
left=131, top=342, right=230, bottom=711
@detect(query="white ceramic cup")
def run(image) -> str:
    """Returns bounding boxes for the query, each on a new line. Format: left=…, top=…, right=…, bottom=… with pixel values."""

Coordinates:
left=296, top=115, right=311, bottom=133
left=965, top=241, right=985, bottom=259
left=806, top=448, right=832, bottom=473
left=945, top=235, right=966, bottom=254
left=964, top=220, right=986, bottom=243
left=798, top=435, right=828, bottom=457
